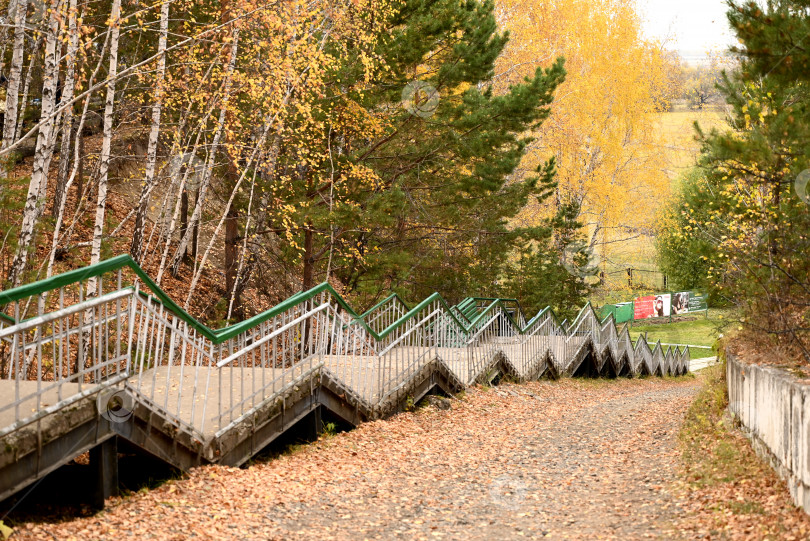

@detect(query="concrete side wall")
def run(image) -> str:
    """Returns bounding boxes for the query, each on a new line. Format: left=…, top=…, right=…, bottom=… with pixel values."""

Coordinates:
left=727, top=353, right=810, bottom=512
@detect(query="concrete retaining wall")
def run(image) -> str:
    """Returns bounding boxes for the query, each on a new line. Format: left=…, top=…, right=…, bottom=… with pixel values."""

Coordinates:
left=727, top=353, right=810, bottom=512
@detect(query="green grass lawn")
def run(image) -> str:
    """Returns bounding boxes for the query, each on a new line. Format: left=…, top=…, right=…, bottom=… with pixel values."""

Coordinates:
left=626, top=308, right=736, bottom=354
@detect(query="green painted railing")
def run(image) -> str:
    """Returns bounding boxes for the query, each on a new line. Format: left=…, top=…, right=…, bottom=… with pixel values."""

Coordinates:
left=359, top=292, right=408, bottom=318
left=0, top=254, right=585, bottom=346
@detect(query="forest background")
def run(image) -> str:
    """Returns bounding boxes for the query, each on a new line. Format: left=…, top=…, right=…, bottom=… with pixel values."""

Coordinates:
left=0, top=0, right=733, bottom=326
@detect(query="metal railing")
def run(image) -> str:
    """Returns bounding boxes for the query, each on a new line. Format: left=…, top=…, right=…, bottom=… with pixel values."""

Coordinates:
left=0, top=255, right=691, bottom=446
left=361, top=294, right=410, bottom=335
left=0, top=280, right=133, bottom=437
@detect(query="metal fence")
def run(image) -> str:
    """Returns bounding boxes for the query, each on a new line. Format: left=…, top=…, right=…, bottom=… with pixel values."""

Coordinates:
left=0, top=255, right=691, bottom=445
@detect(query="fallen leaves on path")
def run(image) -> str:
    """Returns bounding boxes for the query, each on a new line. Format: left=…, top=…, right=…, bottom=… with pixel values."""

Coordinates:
left=12, top=373, right=807, bottom=540
left=12, top=377, right=706, bottom=540
left=673, top=365, right=810, bottom=540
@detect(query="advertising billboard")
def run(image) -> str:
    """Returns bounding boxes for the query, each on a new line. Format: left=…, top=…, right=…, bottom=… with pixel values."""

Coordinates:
left=634, top=293, right=671, bottom=319
left=633, top=295, right=654, bottom=320
left=672, top=290, right=708, bottom=315
left=634, top=291, right=707, bottom=320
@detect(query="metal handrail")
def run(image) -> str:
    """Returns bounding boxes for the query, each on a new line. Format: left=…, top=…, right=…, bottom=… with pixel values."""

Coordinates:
left=0, top=255, right=691, bottom=446
left=216, top=302, right=331, bottom=367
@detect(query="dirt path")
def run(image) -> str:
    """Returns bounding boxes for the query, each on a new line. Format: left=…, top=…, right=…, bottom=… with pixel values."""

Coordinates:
left=13, top=378, right=700, bottom=540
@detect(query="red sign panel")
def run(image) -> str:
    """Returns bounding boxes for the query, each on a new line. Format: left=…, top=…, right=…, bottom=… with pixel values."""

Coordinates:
left=634, top=294, right=671, bottom=320
left=634, top=295, right=655, bottom=320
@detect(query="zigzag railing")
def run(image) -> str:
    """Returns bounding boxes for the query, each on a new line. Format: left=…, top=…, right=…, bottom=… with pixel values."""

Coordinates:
left=359, top=293, right=410, bottom=335
left=0, top=255, right=691, bottom=448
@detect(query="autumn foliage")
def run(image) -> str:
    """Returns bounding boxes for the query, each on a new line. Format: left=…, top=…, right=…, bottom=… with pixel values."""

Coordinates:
left=658, top=0, right=810, bottom=363
left=495, top=0, right=673, bottom=271
left=0, top=0, right=681, bottom=324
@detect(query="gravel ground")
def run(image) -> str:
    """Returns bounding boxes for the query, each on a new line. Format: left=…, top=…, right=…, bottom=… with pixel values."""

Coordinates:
left=12, top=377, right=700, bottom=540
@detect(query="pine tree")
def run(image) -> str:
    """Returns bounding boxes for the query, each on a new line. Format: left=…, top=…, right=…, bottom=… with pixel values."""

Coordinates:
left=501, top=199, right=592, bottom=320
left=276, top=0, right=566, bottom=303
left=693, top=0, right=810, bottom=358
left=728, top=1, right=810, bottom=85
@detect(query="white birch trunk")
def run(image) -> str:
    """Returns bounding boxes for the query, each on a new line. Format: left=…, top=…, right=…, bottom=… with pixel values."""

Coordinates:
left=169, top=28, right=240, bottom=276
left=226, top=167, right=259, bottom=319
left=53, top=0, right=80, bottom=218
left=0, top=0, right=20, bottom=76
left=184, top=115, right=276, bottom=309
left=2, top=0, right=28, bottom=150
left=86, top=0, right=121, bottom=296
left=14, top=34, right=43, bottom=142
left=7, top=0, right=62, bottom=287
left=130, top=0, right=170, bottom=263
left=45, top=0, right=84, bottom=279
left=144, top=57, right=222, bottom=270
left=154, top=143, right=196, bottom=284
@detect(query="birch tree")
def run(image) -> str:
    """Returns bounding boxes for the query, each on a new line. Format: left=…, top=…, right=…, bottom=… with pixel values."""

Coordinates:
left=168, top=28, right=240, bottom=277
left=495, top=0, right=672, bottom=273
left=52, top=0, right=82, bottom=218
left=86, top=0, right=122, bottom=295
left=14, top=34, right=43, bottom=142
left=130, top=0, right=170, bottom=263
left=0, top=0, right=19, bottom=76
left=2, top=0, right=28, bottom=151
left=7, top=0, right=63, bottom=287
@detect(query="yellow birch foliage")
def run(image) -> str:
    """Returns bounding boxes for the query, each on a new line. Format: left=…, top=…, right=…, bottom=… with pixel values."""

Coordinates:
left=494, top=0, right=672, bottom=259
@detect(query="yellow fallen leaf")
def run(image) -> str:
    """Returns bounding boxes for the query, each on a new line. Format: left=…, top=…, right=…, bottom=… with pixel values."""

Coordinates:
left=0, top=520, right=12, bottom=541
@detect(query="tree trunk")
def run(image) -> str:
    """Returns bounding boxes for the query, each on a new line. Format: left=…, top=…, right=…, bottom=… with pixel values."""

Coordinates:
left=224, top=204, right=240, bottom=318
left=191, top=190, right=199, bottom=260
left=53, top=118, right=75, bottom=216
left=7, top=0, right=62, bottom=287
left=227, top=169, right=259, bottom=321
left=179, top=187, right=190, bottom=263
left=169, top=28, right=240, bottom=276
left=155, top=132, right=203, bottom=284
left=2, top=0, right=28, bottom=151
left=14, top=34, right=43, bottom=142
left=87, top=0, right=121, bottom=294
left=76, top=127, right=84, bottom=198
left=0, top=0, right=19, bottom=77
left=46, top=100, right=92, bottom=280
left=302, top=165, right=315, bottom=291
left=302, top=227, right=314, bottom=290
left=52, top=0, right=81, bottom=218
left=181, top=114, right=275, bottom=310
left=130, top=0, right=169, bottom=263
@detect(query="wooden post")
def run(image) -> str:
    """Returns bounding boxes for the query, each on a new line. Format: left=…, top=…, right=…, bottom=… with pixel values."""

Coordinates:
left=90, top=436, right=118, bottom=509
